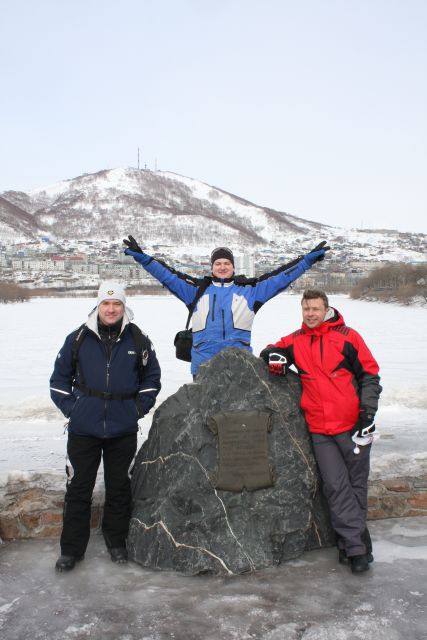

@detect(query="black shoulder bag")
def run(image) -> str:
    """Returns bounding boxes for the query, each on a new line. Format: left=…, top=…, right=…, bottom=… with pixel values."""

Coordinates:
left=174, top=278, right=211, bottom=362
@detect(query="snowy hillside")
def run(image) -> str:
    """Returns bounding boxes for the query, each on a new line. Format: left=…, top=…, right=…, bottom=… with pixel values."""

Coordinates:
left=1, top=167, right=426, bottom=263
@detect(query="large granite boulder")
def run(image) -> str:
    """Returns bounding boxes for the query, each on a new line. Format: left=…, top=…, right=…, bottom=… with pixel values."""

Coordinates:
left=128, top=349, right=334, bottom=575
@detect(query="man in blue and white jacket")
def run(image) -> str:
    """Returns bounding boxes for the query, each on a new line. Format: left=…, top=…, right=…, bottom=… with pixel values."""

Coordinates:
left=50, top=281, right=161, bottom=572
left=124, top=237, right=330, bottom=376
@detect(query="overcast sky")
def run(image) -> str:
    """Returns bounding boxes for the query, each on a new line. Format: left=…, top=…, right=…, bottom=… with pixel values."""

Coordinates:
left=1, top=0, right=426, bottom=233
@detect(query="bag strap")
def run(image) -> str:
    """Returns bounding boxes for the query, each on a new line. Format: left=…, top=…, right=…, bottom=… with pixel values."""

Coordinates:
left=74, top=381, right=137, bottom=400
left=71, top=322, right=150, bottom=387
left=185, top=277, right=211, bottom=329
left=71, top=324, right=89, bottom=383
left=128, top=322, right=151, bottom=381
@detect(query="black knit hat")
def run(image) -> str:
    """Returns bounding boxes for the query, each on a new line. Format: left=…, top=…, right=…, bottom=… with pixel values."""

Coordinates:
left=210, top=247, right=234, bottom=266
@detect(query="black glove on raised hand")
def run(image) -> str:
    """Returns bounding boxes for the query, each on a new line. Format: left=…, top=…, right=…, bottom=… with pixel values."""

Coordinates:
left=123, top=235, right=143, bottom=254
left=306, top=240, right=331, bottom=263
left=351, top=411, right=376, bottom=438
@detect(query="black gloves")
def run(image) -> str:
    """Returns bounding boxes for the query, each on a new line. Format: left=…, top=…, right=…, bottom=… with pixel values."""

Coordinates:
left=123, top=235, right=143, bottom=253
left=268, top=353, right=288, bottom=376
left=260, top=347, right=289, bottom=375
left=306, top=240, right=331, bottom=263
left=351, top=411, right=376, bottom=438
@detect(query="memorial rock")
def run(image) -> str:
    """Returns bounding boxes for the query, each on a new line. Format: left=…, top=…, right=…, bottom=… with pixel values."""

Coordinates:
left=128, top=349, right=334, bottom=575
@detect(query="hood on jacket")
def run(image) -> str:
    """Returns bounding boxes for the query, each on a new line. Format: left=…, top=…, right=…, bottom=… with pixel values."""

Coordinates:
left=302, top=307, right=343, bottom=335
left=86, top=304, right=134, bottom=337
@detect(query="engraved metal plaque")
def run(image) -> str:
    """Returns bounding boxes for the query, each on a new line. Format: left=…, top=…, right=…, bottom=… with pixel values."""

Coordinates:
left=208, top=409, right=274, bottom=491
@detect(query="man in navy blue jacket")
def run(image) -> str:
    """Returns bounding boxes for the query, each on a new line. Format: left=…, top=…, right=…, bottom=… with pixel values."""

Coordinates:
left=50, top=281, right=161, bottom=571
left=124, top=237, right=330, bottom=376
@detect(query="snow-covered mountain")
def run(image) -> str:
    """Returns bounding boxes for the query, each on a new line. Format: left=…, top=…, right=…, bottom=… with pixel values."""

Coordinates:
left=1, top=167, right=426, bottom=262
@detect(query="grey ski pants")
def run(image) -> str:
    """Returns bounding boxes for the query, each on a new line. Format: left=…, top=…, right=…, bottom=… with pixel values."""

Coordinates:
left=311, top=431, right=371, bottom=557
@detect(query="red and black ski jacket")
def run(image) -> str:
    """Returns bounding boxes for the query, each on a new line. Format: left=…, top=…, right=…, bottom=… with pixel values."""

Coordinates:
left=261, top=309, right=381, bottom=435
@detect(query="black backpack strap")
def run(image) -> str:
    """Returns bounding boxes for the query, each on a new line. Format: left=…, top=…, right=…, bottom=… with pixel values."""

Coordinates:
left=128, top=323, right=151, bottom=380
left=185, top=277, right=212, bottom=329
left=72, top=322, right=150, bottom=396
left=71, top=324, right=88, bottom=383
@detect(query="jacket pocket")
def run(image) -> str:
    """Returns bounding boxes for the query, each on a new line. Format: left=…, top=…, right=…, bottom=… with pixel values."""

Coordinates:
left=135, top=399, right=144, bottom=419
left=108, top=399, right=139, bottom=429
left=69, top=396, right=80, bottom=416
left=69, top=396, right=103, bottom=429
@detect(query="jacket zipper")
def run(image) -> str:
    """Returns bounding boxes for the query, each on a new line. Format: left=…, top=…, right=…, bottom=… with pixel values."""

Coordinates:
left=103, top=332, right=120, bottom=436
left=104, top=359, right=110, bottom=436
left=104, top=334, right=114, bottom=436
left=211, top=294, right=216, bottom=320
left=222, top=309, right=225, bottom=339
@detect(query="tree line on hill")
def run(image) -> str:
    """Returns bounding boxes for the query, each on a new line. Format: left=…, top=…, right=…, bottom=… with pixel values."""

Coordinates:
left=1, top=263, right=426, bottom=304
left=350, top=263, right=427, bottom=304
left=0, top=282, right=167, bottom=302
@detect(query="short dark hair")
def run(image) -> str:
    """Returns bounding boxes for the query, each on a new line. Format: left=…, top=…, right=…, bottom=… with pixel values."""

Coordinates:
left=301, top=289, right=329, bottom=307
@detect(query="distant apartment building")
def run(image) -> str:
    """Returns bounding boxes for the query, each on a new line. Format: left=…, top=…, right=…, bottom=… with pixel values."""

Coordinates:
left=70, top=262, right=99, bottom=275
left=234, top=254, right=255, bottom=277
left=99, top=264, right=148, bottom=280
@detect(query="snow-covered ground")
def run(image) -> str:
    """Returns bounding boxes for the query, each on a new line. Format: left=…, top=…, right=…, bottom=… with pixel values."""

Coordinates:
left=1, top=517, right=426, bottom=639
left=0, top=293, right=426, bottom=477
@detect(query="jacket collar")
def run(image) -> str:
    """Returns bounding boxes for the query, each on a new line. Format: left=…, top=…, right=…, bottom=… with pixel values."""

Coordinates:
left=85, top=305, right=134, bottom=338
left=302, top=307, right=344, bottom=335
left=212, top=275, right=234, bottom=285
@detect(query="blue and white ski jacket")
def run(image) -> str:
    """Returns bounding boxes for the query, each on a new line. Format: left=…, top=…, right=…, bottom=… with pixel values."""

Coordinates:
left=50, top=307, right=161, bottom=438
left=126, top=249, right=320, bottom=375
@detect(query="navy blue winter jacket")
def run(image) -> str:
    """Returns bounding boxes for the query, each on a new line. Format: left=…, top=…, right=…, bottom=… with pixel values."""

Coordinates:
left=125, top=248, right=321, bottom=375
left=50, top=308, right=161, bottom=438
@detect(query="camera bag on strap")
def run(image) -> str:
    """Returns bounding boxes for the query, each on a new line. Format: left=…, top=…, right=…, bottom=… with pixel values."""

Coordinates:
left=174, top=276, right=211, bottom=362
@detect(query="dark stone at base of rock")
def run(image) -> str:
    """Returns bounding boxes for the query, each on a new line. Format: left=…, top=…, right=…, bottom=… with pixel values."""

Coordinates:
left=128, top=349, right=334, bottom=575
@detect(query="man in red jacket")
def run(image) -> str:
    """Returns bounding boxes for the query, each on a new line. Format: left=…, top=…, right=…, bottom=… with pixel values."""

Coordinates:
left=260, top=289, right=382, bottom=574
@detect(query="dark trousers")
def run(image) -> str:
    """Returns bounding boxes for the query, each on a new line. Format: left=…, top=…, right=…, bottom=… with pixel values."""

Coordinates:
left=60, top=433, right=137, bottom=557
left=311, top=431, right=371, bottom=557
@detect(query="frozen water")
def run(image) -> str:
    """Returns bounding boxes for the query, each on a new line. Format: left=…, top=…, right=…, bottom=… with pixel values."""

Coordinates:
left=0, top=293, right=426, bottom=475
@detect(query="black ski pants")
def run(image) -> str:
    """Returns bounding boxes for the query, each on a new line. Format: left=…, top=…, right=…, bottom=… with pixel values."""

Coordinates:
left=60, top=432, right=137, bottom=557
left=311, top=431, right=371, bottom=558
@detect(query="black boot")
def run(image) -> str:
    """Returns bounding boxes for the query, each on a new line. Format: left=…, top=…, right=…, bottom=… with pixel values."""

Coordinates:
left=350, top=554, right=370, bottom=574
left=339, top=548, right=373, bottom=565
left=55, top=554, right=84, bottom=572
left=361, top=528, right=374, bottom=563
left=108, top=547, right=128, bottom=564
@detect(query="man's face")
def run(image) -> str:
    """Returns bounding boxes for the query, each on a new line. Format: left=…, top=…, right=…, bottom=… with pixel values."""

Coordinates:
left=212, top=259, right=234, bottom=279
left=98, top=300, right=125, bottom=326
left=302, top=298, right=327, bottom=329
